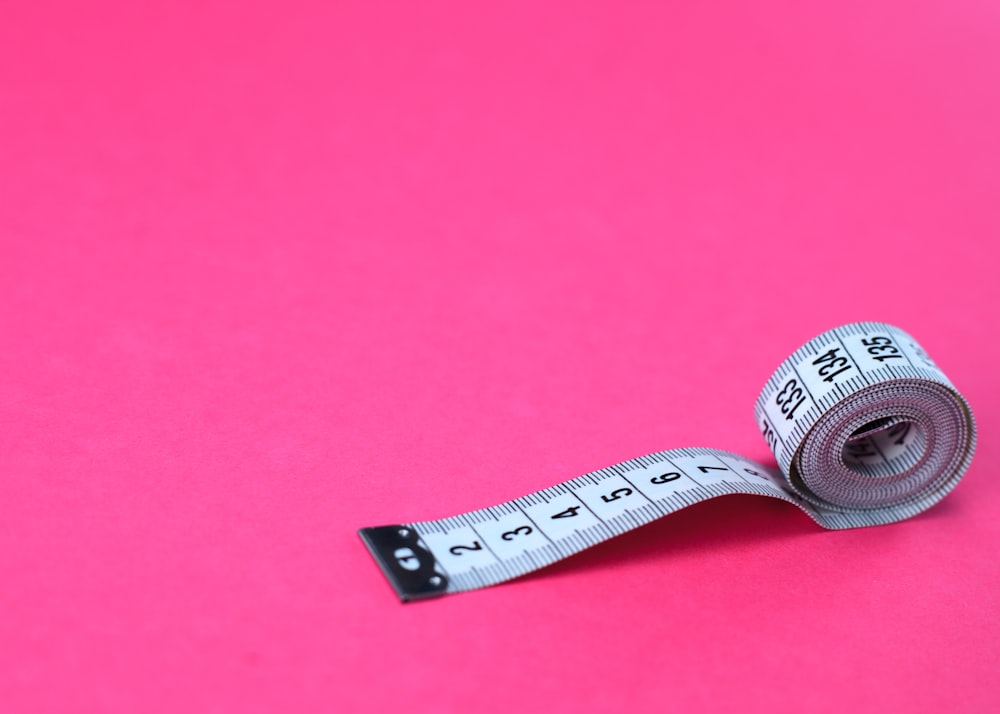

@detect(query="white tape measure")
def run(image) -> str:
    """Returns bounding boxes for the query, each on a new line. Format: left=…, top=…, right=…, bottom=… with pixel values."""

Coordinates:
left=360, top=323, right=977, bottom=601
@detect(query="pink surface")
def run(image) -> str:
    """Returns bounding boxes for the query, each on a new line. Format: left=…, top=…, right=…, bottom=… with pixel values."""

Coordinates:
left=2, top=1, right=999, bottom=712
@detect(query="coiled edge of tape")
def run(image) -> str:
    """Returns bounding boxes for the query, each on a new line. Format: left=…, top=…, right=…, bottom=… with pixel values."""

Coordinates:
left=753, top=322, right=977, bottom=528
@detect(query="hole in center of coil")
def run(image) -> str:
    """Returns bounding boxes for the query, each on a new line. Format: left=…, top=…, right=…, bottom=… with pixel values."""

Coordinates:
left=842, top=417, right=926, bottom=479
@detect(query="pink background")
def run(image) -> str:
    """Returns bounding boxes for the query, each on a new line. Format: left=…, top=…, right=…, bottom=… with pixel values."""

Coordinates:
left=2, top=1, right=998, bottom=712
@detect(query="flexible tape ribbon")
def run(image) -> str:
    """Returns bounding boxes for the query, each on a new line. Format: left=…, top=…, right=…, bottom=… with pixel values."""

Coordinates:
left=359, top=323, right=977, bottom=601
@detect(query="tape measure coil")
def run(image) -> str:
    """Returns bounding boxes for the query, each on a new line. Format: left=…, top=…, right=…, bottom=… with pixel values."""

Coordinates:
left=361, top=322, right=977, bottom=601
left=754, top=322, right=976, bottom=527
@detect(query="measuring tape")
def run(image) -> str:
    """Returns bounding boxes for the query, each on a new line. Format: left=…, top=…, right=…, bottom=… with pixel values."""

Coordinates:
left=359, top=323, right=977, bottom=601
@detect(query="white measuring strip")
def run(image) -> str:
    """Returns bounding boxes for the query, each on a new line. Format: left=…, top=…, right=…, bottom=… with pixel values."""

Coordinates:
left=359, top=323, right=977, bottom=601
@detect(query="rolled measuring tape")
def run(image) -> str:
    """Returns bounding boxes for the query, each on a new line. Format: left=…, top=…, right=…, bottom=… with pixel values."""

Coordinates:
left=359, top=323, right=977, bottom=602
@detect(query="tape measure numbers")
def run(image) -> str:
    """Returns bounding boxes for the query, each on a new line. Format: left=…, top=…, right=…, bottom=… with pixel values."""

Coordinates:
left=359, top=323, right=977, bottom=601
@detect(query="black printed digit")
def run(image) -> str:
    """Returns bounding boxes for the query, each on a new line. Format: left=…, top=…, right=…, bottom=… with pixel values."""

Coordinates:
left=501, top=526, right=533, bottom=541
left=775, top=378, right=806, bottom=420
left=761, top=418, right=780, bottom=453
left=601, top=488, right=633, bottom=503
left=812, top=348, right=852, bottom=382
left=650, top=472, right=682, bottom=484
left=862, top=336, right=903, bottom=363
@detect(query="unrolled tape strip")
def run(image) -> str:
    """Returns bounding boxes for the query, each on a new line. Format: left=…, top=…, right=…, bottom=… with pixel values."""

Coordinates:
left=359, top=323, right=977, bottom=601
